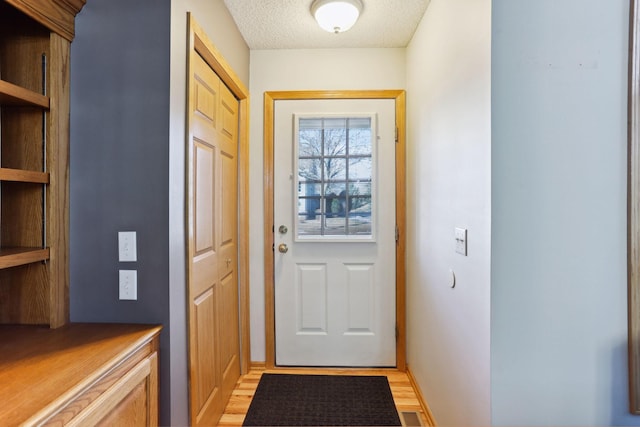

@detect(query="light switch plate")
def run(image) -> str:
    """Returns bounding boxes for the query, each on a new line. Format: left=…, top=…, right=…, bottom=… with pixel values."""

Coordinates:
left=455, top=227, right=467, bottom=256
left=119, top=270, right=137, bottom=300
left=118, top=231, right=137, bottom=262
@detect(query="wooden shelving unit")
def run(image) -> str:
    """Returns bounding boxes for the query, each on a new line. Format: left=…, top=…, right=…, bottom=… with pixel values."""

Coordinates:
left=0, top=0, right=75, bottom=328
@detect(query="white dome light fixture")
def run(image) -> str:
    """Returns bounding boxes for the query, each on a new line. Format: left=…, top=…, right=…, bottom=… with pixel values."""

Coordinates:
left=311, top=0, right=363, bottom=34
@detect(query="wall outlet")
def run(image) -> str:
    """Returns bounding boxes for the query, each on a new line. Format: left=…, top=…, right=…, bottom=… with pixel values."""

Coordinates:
left=118, top=231, right=137, bottom=262
left=119, top=270, right=137, bottom=300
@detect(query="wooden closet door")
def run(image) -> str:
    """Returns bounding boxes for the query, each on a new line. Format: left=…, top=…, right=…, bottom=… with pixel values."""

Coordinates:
left=217, top=80, right=240, bottom=404
left=187, top=52, right=240, bottom=427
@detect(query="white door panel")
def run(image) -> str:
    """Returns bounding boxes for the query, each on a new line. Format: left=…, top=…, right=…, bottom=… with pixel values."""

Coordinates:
left=274, top=99, right=396, bottom=367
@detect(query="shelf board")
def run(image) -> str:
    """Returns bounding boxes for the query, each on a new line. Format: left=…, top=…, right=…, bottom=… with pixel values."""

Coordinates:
left=0, top=80, right=49, bottom=109
left=0, top=247, right=50, bottom=269
left=0, top=168, right=49, bottom=184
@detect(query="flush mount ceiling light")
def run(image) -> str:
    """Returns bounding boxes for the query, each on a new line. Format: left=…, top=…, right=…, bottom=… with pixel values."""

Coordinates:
left=311, top=0, right=363, bottom=34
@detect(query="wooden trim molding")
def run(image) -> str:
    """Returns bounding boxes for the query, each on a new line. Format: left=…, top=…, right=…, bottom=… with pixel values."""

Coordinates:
left=250, top=361, right=267, bottom=371
left=263, top=90, right=407, bottom=370
left=264, top=92, right=276, bottom=369
left=406, top=366, right=437, bottom=427
left=629, top=0, right=640, bottom=414
left=48, top=32, right=72, bottom=328
left=395, top=90, right=407, bottom=371
left=5, top=0, right=86, bottom=41
left=187, top=14, right=251, bottom=375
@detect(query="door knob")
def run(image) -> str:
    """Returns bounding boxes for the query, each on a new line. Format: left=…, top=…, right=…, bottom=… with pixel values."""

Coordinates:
left=278, top=243, right=289, bottom=253
left=279, top=225, right=288, bottom=234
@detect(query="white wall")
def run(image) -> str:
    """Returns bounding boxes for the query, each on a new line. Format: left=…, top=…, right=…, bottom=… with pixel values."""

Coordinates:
left=491, top=0, right=636, bottom=425
left=169, top=2, right=249, bottom=424
left=249, top=48, right=406, bottom=362
left=405, top=0, right=492, bottom=425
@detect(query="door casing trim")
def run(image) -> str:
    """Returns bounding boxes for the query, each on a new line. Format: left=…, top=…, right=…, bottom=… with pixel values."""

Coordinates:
left=263, top=90, right=406, bottom=370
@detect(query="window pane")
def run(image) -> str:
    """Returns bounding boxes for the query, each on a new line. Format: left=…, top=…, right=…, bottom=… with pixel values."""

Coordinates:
left=324, top=117, right=347, bottom=130
left=298, top=196, right=322, bottom=217
left=324, top=132, right=347, bottom=157
left=325, top=182, right=345, bottom=196
left=348, top=218, right=371, bottom=235
left=299, top=118, right=324, bottom=130
left=296, top=115, right=374, bottom=240
left=349, top=158, right=372, bottom=181
left=299, top=128, right=322, bottom=157
left=324, top=183, right=346, bottom=217
left=299, top=158, right=322, bottom=181
left=324, top=216, right=346, bottom=235
left=348, top=196, right=371, bottom=235
left=348, top=182, right=371, bottom=197
left=348, top=117, right=371, bottom=129
left=324, top=158, right=346, bottom=181
left=299, top=182, right=321, bottom=197
left=348, top=196, right=371, bottom=214
left=349, top=129, right=372, bottom=156
left=298, top=214, right=322, bottom=236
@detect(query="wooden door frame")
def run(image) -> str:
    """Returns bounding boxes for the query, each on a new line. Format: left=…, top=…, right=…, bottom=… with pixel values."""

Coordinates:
left=629, top=0, right=640, bottom=413
left=187, top=15, right=251, bottom=374
left=263, top=90, right=406, bottom=370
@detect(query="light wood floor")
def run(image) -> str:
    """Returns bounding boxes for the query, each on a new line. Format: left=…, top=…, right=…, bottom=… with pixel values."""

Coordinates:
left=219, top=366, right=431, bottom=426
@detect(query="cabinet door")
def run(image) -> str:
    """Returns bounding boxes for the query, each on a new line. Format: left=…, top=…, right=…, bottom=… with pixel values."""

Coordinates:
left=62, top=353, right=158, bottom=427
left=96, top=382, right=151, bottom=427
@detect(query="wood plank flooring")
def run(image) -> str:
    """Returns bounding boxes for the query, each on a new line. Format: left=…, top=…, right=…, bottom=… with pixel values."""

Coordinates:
left=219, top=367, right=431, bottom=426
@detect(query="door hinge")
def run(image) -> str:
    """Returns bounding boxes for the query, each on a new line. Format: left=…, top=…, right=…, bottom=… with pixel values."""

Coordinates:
left=395, top=325, right=399, bottom=340
left=395, top=225, right=399, bottom=243
left=395, top=127, right=399, bottom=143
left=272, top=243, right=275, bottom=252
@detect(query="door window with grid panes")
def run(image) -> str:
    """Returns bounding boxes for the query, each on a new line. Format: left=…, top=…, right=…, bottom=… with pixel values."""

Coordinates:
left=294, top=115, right=377, bottom=241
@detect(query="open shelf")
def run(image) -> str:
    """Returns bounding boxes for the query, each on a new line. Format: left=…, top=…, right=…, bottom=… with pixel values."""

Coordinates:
left=0, top=168, right=49, bottom=184
left=0, top=247, right=50, bottom=269
left=0, top=80, right=49, bottom=109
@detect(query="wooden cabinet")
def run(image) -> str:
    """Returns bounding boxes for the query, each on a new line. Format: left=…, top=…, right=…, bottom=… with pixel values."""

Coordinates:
left=0, top=0, right=84, bottom=328
left=0, top=323, right=161, bottom=426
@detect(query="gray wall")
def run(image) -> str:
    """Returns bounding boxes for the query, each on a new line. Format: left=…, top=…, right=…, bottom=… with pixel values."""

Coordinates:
left=491, top=0, right=637, bottom=424
left=70, top=1, right=249, bottom=425
left=69, top=0, right=171, bottom=424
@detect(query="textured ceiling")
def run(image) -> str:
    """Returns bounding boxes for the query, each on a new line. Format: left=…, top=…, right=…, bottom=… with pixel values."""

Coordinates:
left=222, top=0, right=431, bottom=49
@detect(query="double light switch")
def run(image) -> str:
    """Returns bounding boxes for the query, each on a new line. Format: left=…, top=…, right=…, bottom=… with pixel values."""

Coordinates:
left=118, top=231, right=137, bottom=300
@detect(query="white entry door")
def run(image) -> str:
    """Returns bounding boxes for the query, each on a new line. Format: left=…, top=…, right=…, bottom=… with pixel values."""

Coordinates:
left=274, top=99, right=396, bottom=367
